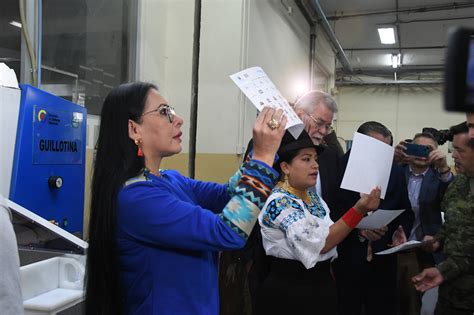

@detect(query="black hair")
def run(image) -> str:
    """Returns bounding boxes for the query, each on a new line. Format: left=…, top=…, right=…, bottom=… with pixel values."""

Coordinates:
left=85, top=82, right=157, bottom=315
left=273, top=150, right=301, bottom=176
left=357, top=121, right=393, bottom=146
left=273, top=147, right=319, bottom=179
left=449, top=121, right=468, bottom=135
left=449, top=121, right=474, bottom=149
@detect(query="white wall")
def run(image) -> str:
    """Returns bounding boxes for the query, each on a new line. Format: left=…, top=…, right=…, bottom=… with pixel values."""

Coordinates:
left=138, top=0, right=336, bottom=154
left=335, top=85, right=466, bottom=163
left=139, top=0, right=194, bottom=129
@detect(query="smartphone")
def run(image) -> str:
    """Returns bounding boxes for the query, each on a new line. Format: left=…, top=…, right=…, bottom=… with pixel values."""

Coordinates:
left=403, top=143, right=430, bottom=158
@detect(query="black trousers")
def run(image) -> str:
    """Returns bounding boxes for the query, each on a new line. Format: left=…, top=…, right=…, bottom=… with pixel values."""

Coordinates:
left=333, top=254, right=398, bottom=315
left=255, top=257, right=337, bottom=315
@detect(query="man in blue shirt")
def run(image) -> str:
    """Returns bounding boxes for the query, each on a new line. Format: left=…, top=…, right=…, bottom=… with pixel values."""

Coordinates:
left=396, top=132, right=452, bottom=315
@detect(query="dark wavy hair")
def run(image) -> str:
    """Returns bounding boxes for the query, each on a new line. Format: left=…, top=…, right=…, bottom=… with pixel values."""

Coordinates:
left=85, top=82, right=157, bottom=314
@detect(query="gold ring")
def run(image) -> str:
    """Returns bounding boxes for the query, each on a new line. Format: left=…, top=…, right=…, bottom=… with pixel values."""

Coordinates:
left=267, top=118, right=279, bottom=130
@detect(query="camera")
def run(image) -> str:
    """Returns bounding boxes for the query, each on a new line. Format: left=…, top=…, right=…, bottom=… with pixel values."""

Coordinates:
left=422, top=127, right=453, bottom=145
left=444, top=27, right=474, bottom=112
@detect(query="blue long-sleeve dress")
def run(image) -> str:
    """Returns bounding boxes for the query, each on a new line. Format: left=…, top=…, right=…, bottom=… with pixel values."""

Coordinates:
left=116, top=160, right=278, bottom=314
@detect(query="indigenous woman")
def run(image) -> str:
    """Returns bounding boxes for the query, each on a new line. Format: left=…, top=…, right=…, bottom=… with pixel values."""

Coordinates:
left=256, top=130, right=380, bottom=314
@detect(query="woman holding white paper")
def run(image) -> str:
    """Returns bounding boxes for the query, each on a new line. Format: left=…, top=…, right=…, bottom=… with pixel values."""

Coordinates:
left=256, top=130, right=380, bottom=314
left=85, top=82, right=288, bottom=315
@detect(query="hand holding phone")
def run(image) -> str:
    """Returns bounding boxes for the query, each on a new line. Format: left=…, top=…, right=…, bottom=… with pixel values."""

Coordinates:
left=403, top=143, right=430, bottom=158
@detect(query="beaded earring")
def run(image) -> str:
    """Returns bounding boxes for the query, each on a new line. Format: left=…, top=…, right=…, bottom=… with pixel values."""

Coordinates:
left=134, top=139, right=143, bottom=157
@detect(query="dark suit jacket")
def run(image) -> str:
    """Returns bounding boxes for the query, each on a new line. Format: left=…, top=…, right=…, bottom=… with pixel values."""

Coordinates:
left=317, top=145, right=344, bottom=220
left=403, top=166, right=450, bottom=236
left=334, top=150, right=414, bottom=264
left=403, top=165, right=451, bottom=263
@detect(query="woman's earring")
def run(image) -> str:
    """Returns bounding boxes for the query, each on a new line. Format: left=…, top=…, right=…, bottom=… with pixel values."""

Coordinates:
left=134, top=139, right=143, bottom=157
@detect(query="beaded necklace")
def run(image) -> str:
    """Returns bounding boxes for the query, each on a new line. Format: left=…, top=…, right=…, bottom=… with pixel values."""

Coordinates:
left=275, top=181, right=326, bottom=218
left=143, top=167, right=163, bottom=179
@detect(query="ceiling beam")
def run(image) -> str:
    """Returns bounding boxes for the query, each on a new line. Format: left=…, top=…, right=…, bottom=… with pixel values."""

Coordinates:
left=398, top=15, right=474, bottom=24
left=324, top=2, right=474, bottom=21
left=345, top=45, right=446, bottom=51
left=338, top=65, right=444, bottom=76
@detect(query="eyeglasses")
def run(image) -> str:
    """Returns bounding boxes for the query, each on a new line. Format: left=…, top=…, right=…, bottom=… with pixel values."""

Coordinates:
left=141, top=104, right=176, bottom=123
left=305, top=112, right=334, bottom=132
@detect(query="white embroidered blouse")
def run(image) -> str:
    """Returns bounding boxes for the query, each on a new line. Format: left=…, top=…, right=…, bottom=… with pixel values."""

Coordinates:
left=258, top=187, right=338, bottom=269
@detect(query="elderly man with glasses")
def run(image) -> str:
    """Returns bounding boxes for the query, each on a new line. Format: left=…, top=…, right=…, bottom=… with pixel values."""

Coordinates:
left=292, top=90, right=344, bottom=220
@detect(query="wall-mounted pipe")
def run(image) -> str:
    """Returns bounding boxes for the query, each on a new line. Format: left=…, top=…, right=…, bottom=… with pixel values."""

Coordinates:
left=188, top=0, right=202, bottom=179
left=308, top=0, right=353, bottom=74
left=37, top=0, right=42, bottom=87
left=19, top=0, right=37, bottom=85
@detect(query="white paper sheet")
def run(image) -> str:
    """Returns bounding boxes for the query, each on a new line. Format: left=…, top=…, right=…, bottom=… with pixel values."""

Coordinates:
left=340, top=132, right=394, bottom=199
left=356, top=209, right=405, bottom=229
left=0, top=63, right=19, bottom=89
left=375, top=240, right=433, bottom=255
left=230, top=66, right=304, bottom=138
left=0, top=193, right=7, bottom=209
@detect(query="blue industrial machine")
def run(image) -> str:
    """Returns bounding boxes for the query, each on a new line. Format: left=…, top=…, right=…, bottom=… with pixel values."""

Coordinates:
left=9, top=84, right=87, bottom=236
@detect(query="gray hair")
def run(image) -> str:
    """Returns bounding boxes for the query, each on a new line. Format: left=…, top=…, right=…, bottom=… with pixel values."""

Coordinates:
left=294, top=90, right=338, bottom=113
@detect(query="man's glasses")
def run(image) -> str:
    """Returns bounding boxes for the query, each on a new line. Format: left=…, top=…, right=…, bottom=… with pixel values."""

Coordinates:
left=141, top=104, right=176, bottom=123
left=305, top=112, right=333, bottom=132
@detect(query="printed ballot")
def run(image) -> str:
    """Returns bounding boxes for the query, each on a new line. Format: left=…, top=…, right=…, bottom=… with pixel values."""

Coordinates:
left=340, top=132, right=394, bottom=199
left=230, top=67, right=304, bottom=138
left=375, top=239, right=434, bottom=255
left=356, top=209, right=405, bottom=229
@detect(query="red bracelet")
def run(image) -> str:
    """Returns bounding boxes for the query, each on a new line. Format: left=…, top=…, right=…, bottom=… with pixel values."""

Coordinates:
left=342, top=207, right=364, bottom=229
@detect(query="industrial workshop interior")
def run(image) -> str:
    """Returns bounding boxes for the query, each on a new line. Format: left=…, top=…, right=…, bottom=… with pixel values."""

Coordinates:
left=0, top=0, right=473, bottom=314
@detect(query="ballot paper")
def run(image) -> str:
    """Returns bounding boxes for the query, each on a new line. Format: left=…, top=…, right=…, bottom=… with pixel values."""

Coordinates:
left=375, top=240, right=433, bottom=255
left=356, top=209, right=405, bottom=229
left=230, top=67, right=304, bottom=138
left=340, top=132, right=394, bottom=199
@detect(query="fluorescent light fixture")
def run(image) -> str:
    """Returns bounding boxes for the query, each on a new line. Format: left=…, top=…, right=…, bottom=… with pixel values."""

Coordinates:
left=9, top=20, right=22, bottom=28
left=392, top=54, right=398, bottom=68
left=378, top=27, right=396, bottom=44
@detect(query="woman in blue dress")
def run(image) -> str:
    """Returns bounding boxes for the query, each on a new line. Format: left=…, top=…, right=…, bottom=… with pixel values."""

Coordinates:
left=85, top=82, right=286, bottom=315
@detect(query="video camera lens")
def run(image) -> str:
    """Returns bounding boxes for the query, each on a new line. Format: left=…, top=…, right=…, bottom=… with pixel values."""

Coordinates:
left=422, top=127, right=453, bottom=145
